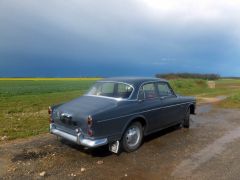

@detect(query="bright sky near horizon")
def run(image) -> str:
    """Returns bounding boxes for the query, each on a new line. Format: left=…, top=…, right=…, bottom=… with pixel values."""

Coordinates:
left=0, top=0, right=240, bottom=77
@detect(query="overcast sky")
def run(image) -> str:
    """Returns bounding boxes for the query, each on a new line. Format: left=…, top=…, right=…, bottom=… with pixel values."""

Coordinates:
left=0, top=0, right=240, bottom=77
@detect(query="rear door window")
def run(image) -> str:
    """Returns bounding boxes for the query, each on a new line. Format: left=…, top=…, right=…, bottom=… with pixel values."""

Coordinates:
left=157, top=83, right=173, bottom=97
left=142, top=83, right=158, bottom=99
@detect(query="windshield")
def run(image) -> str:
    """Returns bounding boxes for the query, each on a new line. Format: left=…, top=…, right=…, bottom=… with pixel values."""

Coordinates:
left=87, top=82, right=133, bottom=99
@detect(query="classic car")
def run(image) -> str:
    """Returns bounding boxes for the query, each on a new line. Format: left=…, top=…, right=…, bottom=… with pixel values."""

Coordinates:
left=49, top=77, right=196, bottom=153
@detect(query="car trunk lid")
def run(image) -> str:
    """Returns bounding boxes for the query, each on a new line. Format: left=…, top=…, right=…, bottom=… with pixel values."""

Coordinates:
left=52, top=95, right=118, bottom=131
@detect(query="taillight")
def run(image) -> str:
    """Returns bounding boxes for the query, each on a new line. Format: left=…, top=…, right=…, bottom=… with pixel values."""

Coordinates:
left=87, top=115, right=93, bottom=126
left=48, top=106, right=54, bottom=123
left=48, top=106, right=52, bottom=115
left=87, top=129, right=93, bottom=136
left=87, top=115, right=93, bottom=136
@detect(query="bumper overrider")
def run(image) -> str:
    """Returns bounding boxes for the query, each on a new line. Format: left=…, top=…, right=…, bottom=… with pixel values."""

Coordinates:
left=50, top=124, right=108, bottom=148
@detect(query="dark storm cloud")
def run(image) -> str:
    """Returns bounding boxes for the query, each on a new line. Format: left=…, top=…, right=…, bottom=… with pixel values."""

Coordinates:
left=0, top=0, right=240, bottom=77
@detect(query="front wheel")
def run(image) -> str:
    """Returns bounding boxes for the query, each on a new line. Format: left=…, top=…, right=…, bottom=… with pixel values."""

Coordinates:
left=181, top=108, right=190, bottom=128
left=121, top=122, right=143, bottom=152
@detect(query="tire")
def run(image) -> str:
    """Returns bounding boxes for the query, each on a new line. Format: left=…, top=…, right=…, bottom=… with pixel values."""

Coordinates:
left=182, top=108, right=190, bottom=128
left=121, top=122, right=143, bottom=152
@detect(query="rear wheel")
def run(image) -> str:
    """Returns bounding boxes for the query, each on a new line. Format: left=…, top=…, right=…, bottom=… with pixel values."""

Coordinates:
left=122, top=122, right=143, bottom=152
left=182, top=108, right=190, bottom=128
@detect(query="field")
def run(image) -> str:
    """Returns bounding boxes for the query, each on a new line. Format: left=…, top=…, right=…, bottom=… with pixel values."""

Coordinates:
left=0, top=78, right=98, bottom=141
left=0, top=78, right=240, bottom=141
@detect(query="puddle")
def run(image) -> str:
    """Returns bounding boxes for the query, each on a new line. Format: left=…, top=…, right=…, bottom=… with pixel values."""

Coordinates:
left=172, top=126, right=240, bottom=177
left=196, top=96, right=227, bottom=114
left=12, top=150, right=48, bottom=162
left=217, top=96, right=227, bottom=101
left=196, top=104, right=213, bottom=114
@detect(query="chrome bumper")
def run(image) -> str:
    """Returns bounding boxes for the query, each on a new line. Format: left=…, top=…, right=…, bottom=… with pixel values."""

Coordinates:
left=50, top=124, right=108, bottom=148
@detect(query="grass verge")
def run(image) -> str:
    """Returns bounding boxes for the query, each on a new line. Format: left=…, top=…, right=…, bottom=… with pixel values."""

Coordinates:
left=0, top=78, right=239, bottom=141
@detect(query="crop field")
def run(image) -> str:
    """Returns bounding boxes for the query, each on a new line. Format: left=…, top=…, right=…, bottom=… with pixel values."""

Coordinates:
left=0, top=78, right=240, bottom=142
left=0, top=78, right=98, bottom=141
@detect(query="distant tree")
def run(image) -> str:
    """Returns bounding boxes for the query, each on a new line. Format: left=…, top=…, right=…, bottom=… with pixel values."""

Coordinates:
left=221, top=76, right=240, bottom=79
left=155, top=73, right=220, bottom=80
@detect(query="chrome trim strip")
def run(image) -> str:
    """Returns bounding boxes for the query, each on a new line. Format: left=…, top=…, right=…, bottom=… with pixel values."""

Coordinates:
left=50, top=124, right=108, bottom=148
left=85, top=94, right=137, bottom=102
left=97, top=101, right=196, bottom=123
left=86, top=81, right=135, bottom=100
left=85, top=95, right=124, bottom=101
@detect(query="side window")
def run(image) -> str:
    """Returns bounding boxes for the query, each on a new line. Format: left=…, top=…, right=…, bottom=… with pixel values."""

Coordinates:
left=142, top=83, right=158, bottom=99
left=157, top=83, right=173, bottom=97
left=116, top=83, right=133, bottom=98
left=100, top=83, right=115, bottom=97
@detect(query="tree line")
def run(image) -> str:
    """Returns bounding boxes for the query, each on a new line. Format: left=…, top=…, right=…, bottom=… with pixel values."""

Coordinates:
left=155, top=73, right=220, bottom=80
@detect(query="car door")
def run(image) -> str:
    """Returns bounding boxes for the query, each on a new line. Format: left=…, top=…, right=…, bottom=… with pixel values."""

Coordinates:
left=155, top=82, right=182, bottom=126
left=137, top=83, right=165, bottom=132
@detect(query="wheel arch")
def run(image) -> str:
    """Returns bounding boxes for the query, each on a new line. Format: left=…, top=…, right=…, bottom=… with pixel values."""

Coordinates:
left=121, top=115, right=148, bottom=138
left=188, top=103, right=195, bottom=114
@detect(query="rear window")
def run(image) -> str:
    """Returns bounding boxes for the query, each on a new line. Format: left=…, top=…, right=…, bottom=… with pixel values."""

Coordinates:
left=87, top=82, right=133, bottom=99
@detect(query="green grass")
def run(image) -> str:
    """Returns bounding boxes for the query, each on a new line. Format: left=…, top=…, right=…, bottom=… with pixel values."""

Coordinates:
left=170, top=79, right=208, bottom=95
left=170, top=79, right=240, bottom=106
left=217, top=79, right=240, bottom=106
left=0, top=78, right=240, bottom=142
left=218, top=92, right=240, bottom=109
left=170, top=78, right=240, bottom=97
left=0, top=80, right=96, bottom=141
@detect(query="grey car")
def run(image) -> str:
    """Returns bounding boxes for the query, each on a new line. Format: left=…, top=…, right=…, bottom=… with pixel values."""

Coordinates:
left=49, top=77, right=196, bottom=153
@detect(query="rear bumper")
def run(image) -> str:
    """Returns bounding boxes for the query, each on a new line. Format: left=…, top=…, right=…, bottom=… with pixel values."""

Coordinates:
left=50, top=124, right=108, bottom=148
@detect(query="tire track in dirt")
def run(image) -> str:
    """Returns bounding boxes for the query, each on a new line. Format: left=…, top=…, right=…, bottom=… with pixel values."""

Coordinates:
left=172, top=126, right=240, bottom=177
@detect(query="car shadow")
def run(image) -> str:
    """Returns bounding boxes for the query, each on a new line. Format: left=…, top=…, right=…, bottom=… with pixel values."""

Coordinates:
left=60, top=124, right=182, bottom=157
left=60, top=138, right=112, bottom=157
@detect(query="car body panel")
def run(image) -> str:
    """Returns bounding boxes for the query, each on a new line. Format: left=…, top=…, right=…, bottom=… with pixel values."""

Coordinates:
left=49, top=77, right=196, bottom=147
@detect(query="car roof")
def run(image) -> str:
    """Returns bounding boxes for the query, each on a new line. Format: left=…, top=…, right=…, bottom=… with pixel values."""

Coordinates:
left=98, top=77, right=167, bottom=86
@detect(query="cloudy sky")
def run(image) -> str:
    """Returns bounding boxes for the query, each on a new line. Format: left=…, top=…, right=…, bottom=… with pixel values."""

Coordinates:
left=0, top=0, right=240, bottom=77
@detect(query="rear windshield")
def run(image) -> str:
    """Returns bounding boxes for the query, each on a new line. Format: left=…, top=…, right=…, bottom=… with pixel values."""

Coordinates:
left=87, top=82, right=133, bottom=99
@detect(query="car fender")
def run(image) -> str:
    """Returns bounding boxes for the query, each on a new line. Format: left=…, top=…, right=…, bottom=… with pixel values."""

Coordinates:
left=120, top=114, right=148, bottom=138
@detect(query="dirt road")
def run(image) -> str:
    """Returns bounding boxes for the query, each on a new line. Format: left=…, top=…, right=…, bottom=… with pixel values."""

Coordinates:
left=1, top=104, right=240, bottom=179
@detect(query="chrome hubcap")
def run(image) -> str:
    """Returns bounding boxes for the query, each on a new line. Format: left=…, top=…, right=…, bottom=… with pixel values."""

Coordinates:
left=125, top=126, right=141, bottom=147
